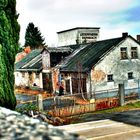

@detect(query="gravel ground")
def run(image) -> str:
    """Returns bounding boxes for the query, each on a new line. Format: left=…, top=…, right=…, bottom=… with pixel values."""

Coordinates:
left=0, top=107, right=85, bottom=140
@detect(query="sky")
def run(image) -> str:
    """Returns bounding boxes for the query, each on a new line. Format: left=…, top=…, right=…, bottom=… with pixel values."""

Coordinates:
left=16, top=0, right=140, bottom=47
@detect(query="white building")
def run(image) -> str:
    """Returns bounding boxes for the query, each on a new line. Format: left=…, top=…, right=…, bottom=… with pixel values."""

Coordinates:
left=58, top=33, right=140, bottom=97
left=57, top=27, right=100, bottom=46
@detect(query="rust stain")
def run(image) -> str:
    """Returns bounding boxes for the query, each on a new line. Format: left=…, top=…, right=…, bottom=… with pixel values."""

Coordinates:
left=52, top=69, right=59, bottom=92
left=91, top=70, right=106, bottom=82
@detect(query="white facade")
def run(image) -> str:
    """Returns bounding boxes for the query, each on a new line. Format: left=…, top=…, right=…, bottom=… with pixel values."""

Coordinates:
left=57, top=27, right=100, bottom=46
left=88, top=37, right=140, bottom=92
left=14, top=71, right=43, bottom=88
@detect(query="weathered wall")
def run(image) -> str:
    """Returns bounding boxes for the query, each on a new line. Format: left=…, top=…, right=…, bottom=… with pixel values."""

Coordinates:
left=58, top=30, right=78, bottom=46
left=15, top=72, right=43, bottom=88
left=88, top=37, right=140, bottom=92
left=57, top=28, right=100, bottom=46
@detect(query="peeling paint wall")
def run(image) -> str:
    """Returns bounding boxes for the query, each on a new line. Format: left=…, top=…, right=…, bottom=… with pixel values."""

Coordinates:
left=52, top=68, right=59, bottom=94
left=15, top=72, right=43, bottom=88
left=88, top=37, right=140, bottom=92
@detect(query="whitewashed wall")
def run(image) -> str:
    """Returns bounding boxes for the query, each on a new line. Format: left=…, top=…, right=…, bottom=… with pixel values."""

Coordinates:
left=57, top=28, right=100, bottom=46
left=14, top=72, right=43, bottom=88
left=58, top=30, right=78, bottom=46
left=87, top=37, right=140, bottom=92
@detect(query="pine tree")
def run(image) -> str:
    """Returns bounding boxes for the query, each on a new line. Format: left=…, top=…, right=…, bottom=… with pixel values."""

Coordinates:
left=24, top=22, right=46, bottom=50
left=0, top=0, right=20, bottom=109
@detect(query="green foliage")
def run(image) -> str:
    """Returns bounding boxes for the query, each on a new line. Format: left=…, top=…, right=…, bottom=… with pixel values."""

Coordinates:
left=24, top=22, right=46, bottom=50
left=17, top=43, right=24, bottom=53
left=0, top=0, right=20, bottom=110
left=16, top=103, right=38, bottom=113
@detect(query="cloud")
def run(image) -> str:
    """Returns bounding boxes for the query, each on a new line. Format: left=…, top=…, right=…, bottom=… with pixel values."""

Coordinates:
left=16, top=0, right=140, bottom=46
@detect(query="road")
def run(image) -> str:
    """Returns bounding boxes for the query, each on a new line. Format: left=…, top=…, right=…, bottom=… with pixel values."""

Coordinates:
left=57, top=119, right=140, bottom=140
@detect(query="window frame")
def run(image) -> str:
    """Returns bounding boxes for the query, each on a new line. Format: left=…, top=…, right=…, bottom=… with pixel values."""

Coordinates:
left=107, top=74, right=114, bottom=82
left=131, top=47, right=138, bottom=59
left=120, top=47, right=128, bottom=60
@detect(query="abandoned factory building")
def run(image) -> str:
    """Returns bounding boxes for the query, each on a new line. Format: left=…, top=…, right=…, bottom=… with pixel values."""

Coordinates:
left=15, top=32, right=140, bottom=97
left=57, top=27, right=100, bottom=46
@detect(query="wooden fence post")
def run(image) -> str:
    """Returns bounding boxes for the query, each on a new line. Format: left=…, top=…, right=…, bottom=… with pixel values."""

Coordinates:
left=37, top=94, right=43, bottom=111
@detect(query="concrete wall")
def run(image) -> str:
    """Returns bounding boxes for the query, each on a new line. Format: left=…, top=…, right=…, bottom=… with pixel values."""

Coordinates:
left=88, top=37, right=140, bottom=92
left=57, top=28, right=100, bottom=46
left=15, top=72, right=43, bottom=88
left=58, top=30, right=78, bottom=46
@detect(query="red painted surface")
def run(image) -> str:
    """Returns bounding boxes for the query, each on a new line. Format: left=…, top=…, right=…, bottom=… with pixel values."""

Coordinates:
left=95, top=98, right=119, bottom=110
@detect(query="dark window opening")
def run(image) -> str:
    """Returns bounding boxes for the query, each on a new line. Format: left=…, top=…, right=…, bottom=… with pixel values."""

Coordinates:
left=128, top=72, right=133, bottom=79
left=107, top=74, right=113, bottom=82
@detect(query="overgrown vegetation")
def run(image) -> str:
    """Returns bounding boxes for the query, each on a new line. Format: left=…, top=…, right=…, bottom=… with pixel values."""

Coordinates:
left=16, top=103, right=38, bottom=113
left=0, top=0, right=20, bottom=109
left=24, top=22, right=46, bottom=50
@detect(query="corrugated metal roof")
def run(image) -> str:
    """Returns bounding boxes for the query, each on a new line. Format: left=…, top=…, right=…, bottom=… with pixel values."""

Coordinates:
left=15, top=49, right=42, bottom=70
left=15, top=47, right=72, bottom=71
left=60, top=37, right=125, bottom=72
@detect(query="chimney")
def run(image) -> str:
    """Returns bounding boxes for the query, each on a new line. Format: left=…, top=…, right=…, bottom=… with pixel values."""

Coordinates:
left=122, top=32, right=128, bottom=38
left=136, top=35, right=140, bottom=42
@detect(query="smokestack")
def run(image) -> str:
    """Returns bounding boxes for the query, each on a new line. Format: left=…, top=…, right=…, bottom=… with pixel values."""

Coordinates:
left=122, top=32, right=128, bottom=38
left=136, top=35, right=140, bottom=42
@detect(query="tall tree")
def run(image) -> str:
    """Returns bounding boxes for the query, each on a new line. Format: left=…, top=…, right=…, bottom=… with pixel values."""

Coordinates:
left=24, top=22, right=46, bottom=50
left=0, top=0, right=20, bottom=109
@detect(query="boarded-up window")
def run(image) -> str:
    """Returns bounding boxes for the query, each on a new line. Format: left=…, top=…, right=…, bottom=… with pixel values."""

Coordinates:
left=131, top=47, right=138, bottom=59
left=65, top=80, right=70, bottom=94
left=72, top=78, right=86, bottom=94
left=120, top=47, right=128, bottom=59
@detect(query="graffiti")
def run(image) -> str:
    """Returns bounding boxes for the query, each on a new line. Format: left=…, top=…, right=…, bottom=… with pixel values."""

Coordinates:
left=95, top=98, right=119, bottom=110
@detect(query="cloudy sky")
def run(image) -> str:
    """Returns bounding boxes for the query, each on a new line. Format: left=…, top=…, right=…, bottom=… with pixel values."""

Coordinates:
left=17, top=0, right=140, bottom=46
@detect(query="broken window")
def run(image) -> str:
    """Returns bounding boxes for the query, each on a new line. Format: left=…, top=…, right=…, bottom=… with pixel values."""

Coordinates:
left=128, top=72, right=133, bottom=79
left=120, top=47, right=128, bottom=59
left=131, top=47, right=138, bottom=59
left=107, top=74, right=113, bottom=82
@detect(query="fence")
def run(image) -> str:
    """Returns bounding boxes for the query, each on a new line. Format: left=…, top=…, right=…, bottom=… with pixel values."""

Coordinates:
left=16, top=87, right=140, bottom=117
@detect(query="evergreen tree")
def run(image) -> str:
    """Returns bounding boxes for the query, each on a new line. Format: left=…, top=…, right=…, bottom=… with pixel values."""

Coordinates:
left=24, top=22, right=45, bottom=50
left=0, top=0, right=20, bottom=109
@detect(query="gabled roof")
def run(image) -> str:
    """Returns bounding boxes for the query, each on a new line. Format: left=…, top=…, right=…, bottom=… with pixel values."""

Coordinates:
left=15, top=49, right=42, bottom=71
left=15, top=47, right=72, bottom=72
left=59, top=36, right=130, bottom=72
